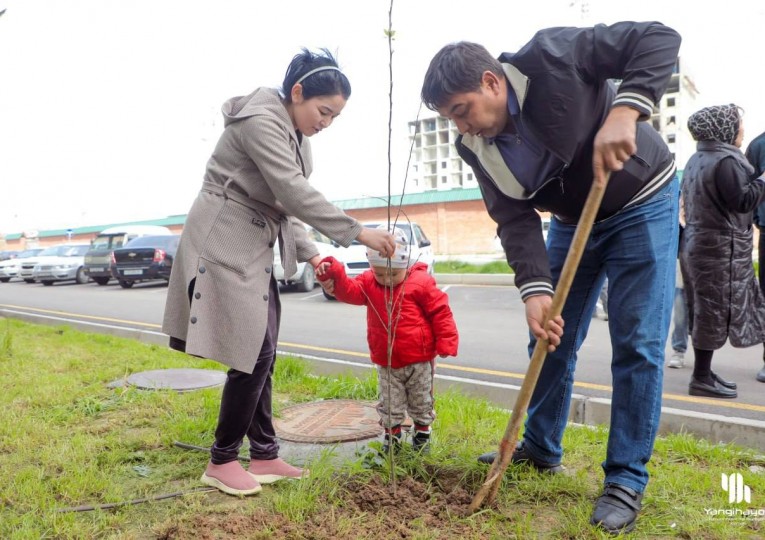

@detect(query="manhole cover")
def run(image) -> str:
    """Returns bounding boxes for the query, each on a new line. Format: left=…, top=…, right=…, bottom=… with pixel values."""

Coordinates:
left=126, top=368, right=226, bottom=391
left=274, top=399, right=382, bottom=443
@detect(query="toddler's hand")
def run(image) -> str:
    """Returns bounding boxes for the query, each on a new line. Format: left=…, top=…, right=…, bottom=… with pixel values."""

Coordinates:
left=319, top=278, right=335, bottom=296
left=315, top=261, right=331, bottom=279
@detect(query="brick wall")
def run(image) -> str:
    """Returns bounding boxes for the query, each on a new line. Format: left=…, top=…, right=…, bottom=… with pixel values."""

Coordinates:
left=345, top=199, right=500, bottom=255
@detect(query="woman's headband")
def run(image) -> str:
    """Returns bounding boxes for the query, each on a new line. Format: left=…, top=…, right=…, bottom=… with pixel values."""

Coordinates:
left=295, top=66, right=341, bottom=85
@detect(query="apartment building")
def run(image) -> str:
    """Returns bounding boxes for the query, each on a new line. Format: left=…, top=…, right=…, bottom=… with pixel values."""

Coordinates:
left=650, top=57, right=700, bottom=169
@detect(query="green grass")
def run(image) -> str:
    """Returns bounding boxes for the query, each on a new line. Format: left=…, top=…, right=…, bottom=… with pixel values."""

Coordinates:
left=434, top=260, right=514, bottom=274
left=1, top=318, right=764, bottom=539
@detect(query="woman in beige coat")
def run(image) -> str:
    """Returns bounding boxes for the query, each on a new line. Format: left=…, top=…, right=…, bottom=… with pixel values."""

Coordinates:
left=163, top=49, right=395, bottom=496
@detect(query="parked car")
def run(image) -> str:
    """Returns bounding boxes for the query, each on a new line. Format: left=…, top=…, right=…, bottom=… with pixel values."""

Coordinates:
left=323, top=221, right=434, bottom=299
left=274, top=227, right=337, bottom=292
left=84, top=225, right=173, bottom=285
left=0, top=248, right=43, bottom=282
left=110, top=234, right=180, bottom=288
left=30, top=244, right=90, bottom=286
left=0, top=250, right=19, bottom=261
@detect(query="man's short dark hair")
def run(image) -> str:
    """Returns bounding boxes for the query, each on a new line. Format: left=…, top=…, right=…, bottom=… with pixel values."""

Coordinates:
left=421, top=42, right=503, bottom=111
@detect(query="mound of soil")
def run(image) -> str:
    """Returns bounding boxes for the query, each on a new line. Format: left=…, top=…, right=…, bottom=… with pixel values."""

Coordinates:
left=159, top=472, right=481, bottom=539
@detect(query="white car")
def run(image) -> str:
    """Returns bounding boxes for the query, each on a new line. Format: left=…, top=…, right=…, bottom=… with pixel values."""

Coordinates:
left=273, top=227, right=337, bottom=292
left=0, top=248, right=43, bottom=282
left=29, top=244, right=90, bottom=286
left=324, top=221, right=434, bottom=299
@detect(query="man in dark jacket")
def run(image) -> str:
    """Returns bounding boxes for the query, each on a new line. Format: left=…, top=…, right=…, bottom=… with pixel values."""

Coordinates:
left=747, top=129, right=765, bottom=383
left=421, top=22, right=681, bottom=535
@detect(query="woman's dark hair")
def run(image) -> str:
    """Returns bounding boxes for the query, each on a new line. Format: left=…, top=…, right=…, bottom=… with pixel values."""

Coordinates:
left=421, top=41, right=503, bottom=110
left=281, top=48, right=351, bottom=103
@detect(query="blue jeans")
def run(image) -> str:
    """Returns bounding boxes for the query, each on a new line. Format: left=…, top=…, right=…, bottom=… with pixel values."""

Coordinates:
left=671, top=287, right=688, bottom=353
left=524, top=178, right=678, bottom=493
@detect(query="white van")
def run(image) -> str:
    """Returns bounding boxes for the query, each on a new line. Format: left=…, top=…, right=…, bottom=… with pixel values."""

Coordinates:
left=84, top=225, right=172, bottom=285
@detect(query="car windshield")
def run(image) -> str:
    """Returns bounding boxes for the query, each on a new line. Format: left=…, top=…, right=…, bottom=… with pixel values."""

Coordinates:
left=122, top=235, right=178, bottom=248
left=90, top=234, right=123, bottom=250
left=18, top=249, right=43, bottom=258
left=38, top=245, right=89, bottom=257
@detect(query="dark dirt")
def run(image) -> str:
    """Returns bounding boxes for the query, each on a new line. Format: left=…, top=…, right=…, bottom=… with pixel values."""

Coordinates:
left=157, top=472, right=489, bottom=540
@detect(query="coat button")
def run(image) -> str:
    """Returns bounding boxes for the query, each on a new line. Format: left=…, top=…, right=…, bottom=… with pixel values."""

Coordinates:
left=199, top=266, right=206, bottom=274
left=268, top=242, right=274, bottom=248
left=263, top=294, right=269, bottom=301
left=265, top=267, right=271, bottom=274
left=194, top=292, right=201, bottom=299
left=190, top=316, right=197, bottom=324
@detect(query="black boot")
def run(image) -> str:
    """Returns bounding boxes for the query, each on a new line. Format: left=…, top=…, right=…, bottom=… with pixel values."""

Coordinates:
left=412, top=426, right=431, bottom=454
left=590, top=483, right=643, bottom=534
left=711, top=371, right=737, bottom=390
left=689, top=375, right=737, bottom=398
left=381, top=426, right=402, bottom=454
left=477, top=441, right=564, bottom=474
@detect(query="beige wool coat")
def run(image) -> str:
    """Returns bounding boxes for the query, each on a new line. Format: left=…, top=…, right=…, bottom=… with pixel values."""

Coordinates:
left=162, top=88, right=362, bottom=373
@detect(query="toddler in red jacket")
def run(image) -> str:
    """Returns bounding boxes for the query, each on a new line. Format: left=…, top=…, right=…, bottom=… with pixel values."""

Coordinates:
left=316, top=226, right=459, bottom=453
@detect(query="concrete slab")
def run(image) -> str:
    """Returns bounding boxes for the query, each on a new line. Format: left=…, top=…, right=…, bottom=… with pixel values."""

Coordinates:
left=126, top=368, right=226, bottom=391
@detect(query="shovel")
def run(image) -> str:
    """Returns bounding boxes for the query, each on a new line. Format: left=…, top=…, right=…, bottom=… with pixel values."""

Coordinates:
left=469, top=172, right=611, bottom=512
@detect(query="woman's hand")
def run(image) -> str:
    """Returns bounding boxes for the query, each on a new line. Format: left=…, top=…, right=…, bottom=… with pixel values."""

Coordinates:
left=524, top=295, right=564, bottom=352
left=356, top=227, right=396, bottom=257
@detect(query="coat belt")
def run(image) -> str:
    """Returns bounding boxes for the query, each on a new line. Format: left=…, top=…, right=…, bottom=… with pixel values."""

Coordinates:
left=201, top=180, right=298, bottom=278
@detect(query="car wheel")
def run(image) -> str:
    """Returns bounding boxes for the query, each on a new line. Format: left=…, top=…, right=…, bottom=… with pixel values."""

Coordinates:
left=296, top=265, right=316, bottom=293
left=0, top=278, right=9, bottom=283
left=24, top=278, right=35, bottom=284
left=322, top=288, right=336, bottom=301
left=94, top=277, right=110, bottom=286
left=118, top=279, right=134, bottom=289
left=41, top=280, right=54, bottom=286
left=75, top=267, right=88, bottom=284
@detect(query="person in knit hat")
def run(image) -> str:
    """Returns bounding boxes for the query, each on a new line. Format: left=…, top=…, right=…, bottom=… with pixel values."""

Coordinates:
left=316, top=225, right=459, bottom=454
left=681, top=104, right=765, bottom=398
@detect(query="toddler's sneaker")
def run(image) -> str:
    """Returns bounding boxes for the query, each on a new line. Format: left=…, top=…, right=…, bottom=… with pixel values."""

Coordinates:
left=667, top=351, right=685, bottom=369
left=248, top=457, right=307, bottom=484
left=412, top=426, right=431, bottom=454
left=201, top=461, right=262, bottom=496
left=381, top=425, right=402, bottom=454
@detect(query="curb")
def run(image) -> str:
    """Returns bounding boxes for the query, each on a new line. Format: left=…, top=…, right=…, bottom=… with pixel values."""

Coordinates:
left=434, top=273, right=515, bottom=286
left=4, top=308, right=765, bottom=451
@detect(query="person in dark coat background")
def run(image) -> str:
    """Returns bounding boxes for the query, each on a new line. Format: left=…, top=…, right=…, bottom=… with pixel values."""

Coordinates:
left=747, top=128, right=765, bottom=382
left=681, top=104, right=765, bottom=398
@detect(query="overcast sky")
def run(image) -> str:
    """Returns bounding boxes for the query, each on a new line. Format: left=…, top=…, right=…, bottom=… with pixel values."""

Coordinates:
left=1, top=0, right=763, bottom=235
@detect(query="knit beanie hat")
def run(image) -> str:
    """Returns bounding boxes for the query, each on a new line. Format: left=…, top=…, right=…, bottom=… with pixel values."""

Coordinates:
left=366, top=226, right=410, bottom=268
left=687, top=104, right=742, bottom=145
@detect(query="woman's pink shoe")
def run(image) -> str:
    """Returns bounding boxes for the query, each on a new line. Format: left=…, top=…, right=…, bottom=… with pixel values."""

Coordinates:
left=248, top=457, right=308, bottom=484
left=200, top=461, right=262, bottom=496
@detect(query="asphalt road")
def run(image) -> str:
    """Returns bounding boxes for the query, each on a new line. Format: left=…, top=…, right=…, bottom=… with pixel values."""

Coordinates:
left=1, top=278, right=764, bottom=423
